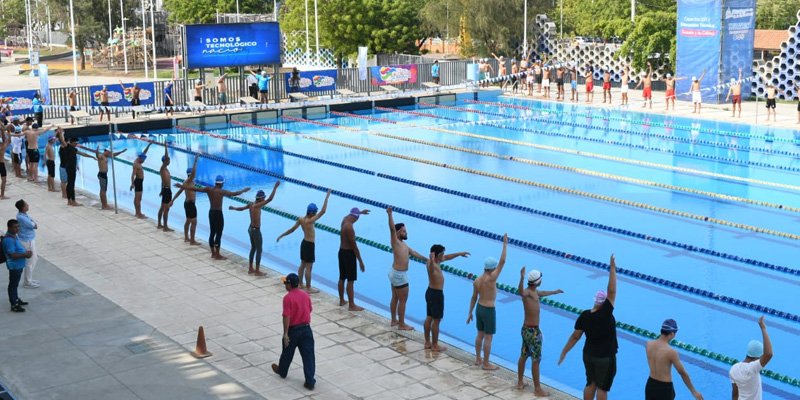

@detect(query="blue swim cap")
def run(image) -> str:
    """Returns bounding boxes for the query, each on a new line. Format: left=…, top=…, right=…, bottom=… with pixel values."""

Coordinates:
left=161, top=155, right=169, bottom=162
left=307, top=203, right=318, bottom=214
left=661, top=319, right=679, bottom=334
left=484, top=257, right=498, bottom=270
left=256, top=190, right=266, bottom=199
left=186, top=167, right=193, bottom=174
left=215, top=175, right=224, bottom=184
left=138, top=153, right=147, bottom=159
left=747, top=340, right=764, bottom=358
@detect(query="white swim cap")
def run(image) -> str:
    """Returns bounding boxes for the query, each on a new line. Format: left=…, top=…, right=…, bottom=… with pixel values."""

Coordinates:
left=527, top=270, right=543, bottom=286
left=692, top=76, right=697, bottom=81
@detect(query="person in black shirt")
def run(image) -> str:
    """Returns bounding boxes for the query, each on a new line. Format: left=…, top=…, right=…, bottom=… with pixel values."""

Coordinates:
left=57, top=128, right=95, bottom=206
left=558, top=254, right=618, bottom=400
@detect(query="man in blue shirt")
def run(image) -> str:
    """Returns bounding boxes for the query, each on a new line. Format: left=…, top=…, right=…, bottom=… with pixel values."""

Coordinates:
left=15, top=199, right=38, bottom=288
left=250, top=70, right=271, bottom=104
left=31, top=94, right=44, bottom=127
left=4, top=219, right=32, bottom=312
left=431, top=60, right=440, bottom=84
left=164, top=81, right=174, bottom=117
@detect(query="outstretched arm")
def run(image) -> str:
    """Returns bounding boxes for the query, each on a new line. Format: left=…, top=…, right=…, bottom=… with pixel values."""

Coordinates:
left=113, top=148, right=127, bottom=157
left=518, top=266, right=526, bottom=295
left=118, top=80, right=127, bottom=92
left=276, top=219, right=301, bottom=242
left=493, top=233, right=509, bottom=278
left=699, top=69, right=707, bottom=82
left=558, top=330, right=583, bottom=365
left=673, top=352, right=703, bottom=399
left=76, top=150, right=96, bottom=159
left=387, top=207, right=398, bottom=243
left=442, top=251, right=469, bottom=261
left=228, top=204, right=249, bottom=211
left=607, top=254, right=617, bottom=306
left=537, top=289, right=564, bottom=297
left=142, top=142, right=153, bottom=155
left=222, top=186, right=251, bottom=196
left=758, top=316, right=773, bottom=367
left=311, top=189, right=332, bottom=221
left=263, top=181, right=280, bottom=204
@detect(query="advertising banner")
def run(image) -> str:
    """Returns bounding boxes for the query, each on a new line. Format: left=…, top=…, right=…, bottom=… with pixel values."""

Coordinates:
left=370, top=64, right=418, bottom=86
left=89, top=82, right=156, bottom=107
left=0, top=89, right=39, bottom=115
left=720, top=0, right=756, bottom=98
left=186, top=22, right=281, bottom=69
left=38, top=64, right=50, bottom=105
left=284, top=69, right=337, bottom=92
left=358, top=46, right=368, bottom=81
left=675, top=0, right=722, bottom=103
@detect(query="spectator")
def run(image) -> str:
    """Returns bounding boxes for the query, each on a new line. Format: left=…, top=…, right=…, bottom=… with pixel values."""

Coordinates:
left=3, top=219, right=32, bottom=312
left=431, top=60, right=440, bottom=84
left=272, top=273, right=316, bottom=390
left=730, top=317, right=773, bottom=400
left=31, top=94, right=44, bottom=127
left=247, top=70, right=259, bottom=99
left=15, top=199, right=38, bottom=288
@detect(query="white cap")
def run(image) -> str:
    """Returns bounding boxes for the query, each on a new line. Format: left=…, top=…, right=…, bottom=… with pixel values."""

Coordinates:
left=692, top=76, right=697, bottom=81
left=666, top=73, right=672, bottom=78
left=527, top=270, right=543, bottom=286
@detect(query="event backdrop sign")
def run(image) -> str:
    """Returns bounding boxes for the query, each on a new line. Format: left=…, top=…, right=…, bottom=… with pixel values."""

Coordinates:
left=89, top=82, right=156, bottom=107
left=676, top=0, right=722, bottom=103
left=370, top=64, right=418, bottom=86
left=0, top=89, right=39, bottom=115
left=186, top=22, right=281, bottom=69
left=720, top=0, right=756, bottom=98
left=284, top=69, right=337, bottom=92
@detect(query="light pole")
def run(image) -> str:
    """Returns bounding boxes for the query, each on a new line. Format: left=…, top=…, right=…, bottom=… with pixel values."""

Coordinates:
left=149, top=0, right=157, bottom=78
left=120, top=0, right=128, bottom=73
left=68, top=0, right=78, bottom=87
left=314, top=0, right=319, bottom=65
left=631, top=0, right=635, bottom=22
left=304, top=0, right=310, bottom=65
left=522, top=0, right=527, bottom=58
left=140, top=0, right=148, bottom=78
left=24, top=0, right=32, bottom=60
left=236, top=0, right=240, bottom=22
left=560, top=0, right=563, bottom=38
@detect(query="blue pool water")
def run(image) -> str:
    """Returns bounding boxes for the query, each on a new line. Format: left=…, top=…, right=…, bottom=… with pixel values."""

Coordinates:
left=69, top=92, right=800, bottom=398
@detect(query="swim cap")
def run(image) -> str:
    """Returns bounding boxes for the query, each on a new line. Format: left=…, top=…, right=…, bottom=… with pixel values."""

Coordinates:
left=47, top=136, right=56, bottom=142
left=102, top=85, right=107, bottom=89
left=746, top=340, right=764, bottom=358
left=692, top=76, right=697, bottom=81
left=666, top=73, right=672, bottom=78
left=161, top=155, right=169, bottom=162
left=484, top=257, right=498, bottom=270
left=307, top=203, right=318, bottom=214
left=137, top=153, right=147, bottom=159
left=31, top=123, right=39, bottom=129
left=661, top=319, right=679, bottom=334
left=261, top=71, right=267, bottom=76
left=281, top=273, right=300, bottom=287
left=196, top=79, right=201, bottom=84
left=186, top=167, right=193, bottom=174
left=256, top=190, right=266, bottom=199
left=349, top=207, right=361, bottom=219
left=730, top=78, right=736, bottom=85
left=527, top=270, right=543, bottom=286
left=594, top=290, right=607, bottom=305
left=215, top=175, right=225, bottom=184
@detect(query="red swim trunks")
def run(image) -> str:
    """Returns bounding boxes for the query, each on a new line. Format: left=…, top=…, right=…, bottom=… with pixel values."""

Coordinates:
left=665, top=88, right=675, bottom=99
left=643, top=87, right=652, bottom=99
left=732, top=95, right=741, bottom=105
left=603, top=82, right=611, bottom=90
left=586, top=81, right=594, bottom=92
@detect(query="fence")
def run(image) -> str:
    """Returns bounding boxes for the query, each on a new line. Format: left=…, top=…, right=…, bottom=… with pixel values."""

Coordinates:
left=36, top=60, right=472, bottom=121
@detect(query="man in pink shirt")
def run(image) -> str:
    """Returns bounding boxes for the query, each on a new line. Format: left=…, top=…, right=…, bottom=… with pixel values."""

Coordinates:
left=272, top=273, right=316, bottom=390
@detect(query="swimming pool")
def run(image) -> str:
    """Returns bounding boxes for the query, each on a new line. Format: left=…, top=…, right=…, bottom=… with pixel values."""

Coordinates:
left=69, top=91, right=800, bottom=398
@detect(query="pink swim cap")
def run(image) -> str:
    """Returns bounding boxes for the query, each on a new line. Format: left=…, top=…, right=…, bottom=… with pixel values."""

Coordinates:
left=594, top=290, right=607, bottom=306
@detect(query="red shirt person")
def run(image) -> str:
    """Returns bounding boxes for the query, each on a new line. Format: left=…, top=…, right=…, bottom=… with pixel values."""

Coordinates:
left=272, top=273, right=316, bottom=390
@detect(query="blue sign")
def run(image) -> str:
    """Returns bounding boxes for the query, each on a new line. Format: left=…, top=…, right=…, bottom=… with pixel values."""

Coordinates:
left=186, top=22, right=281, bottom=69
left=720, top=0, right=756, bottom=99
left=0, top=89, right=39, bottom=115
left=89, top=82, right=156, bottom=107
left=676, top=0, right=722, bottom=103
left=284, top=69, right=337, bottom=93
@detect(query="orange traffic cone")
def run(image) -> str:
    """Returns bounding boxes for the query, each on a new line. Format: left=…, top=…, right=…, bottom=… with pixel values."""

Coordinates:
left=190, top=326, right=212, bottom=358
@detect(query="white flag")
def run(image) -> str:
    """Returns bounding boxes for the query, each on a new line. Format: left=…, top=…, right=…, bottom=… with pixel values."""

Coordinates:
left=358, top=46, right=368, bottom=81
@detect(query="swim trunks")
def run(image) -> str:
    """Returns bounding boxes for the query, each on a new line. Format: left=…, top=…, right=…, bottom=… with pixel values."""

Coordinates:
left=479, top=72, right=486, bottom=81
left=300, top=239, right=315, bottom=263
left=583, top=353, right=616, bottom=392
left=732, top=95, right=741, bottom=105
left=475, top=304, right=496, bottom=335
left=160, top=187, right=172, bottom=204
left=101, top=101, right=110, bottom=107
left=388, top=268, right=409, bottom=289
left=644, top=377, right=675, bottom=400
left=586, top=81, right=594, bottom=92
left=338, top=248, right=357, bottom=281
left=542, top=78, right=550, bottom=87
left=571, top=80, right=578, bottom=90
left=621, top=84, right=629, bottom=94
left=46, top=160, right=55, bottom=178
left=12, top=153, right=21, bottom=165
left=643, top=87, right=652, bottom=99
left=521, top=326, right=543, bottom=361
left=692, top=90, right=702, bottom=104
left=184, top=200, right=197, bottom=219
left=59, top=167, right=67, bottom=182
left=193, top=96, right=202, bottom=102
left=131, top=98, right=141, bottom=106
left=259, top=89, right=269, bottom=94
left=26, top=149, right=40, bottom=163
left=665, top=88, right=675, bottom=99
left=165, top=99, right=174, bottom=107
left=766, top=98, right=776, bottom=109
left=133, top=177, right=144, bottom=192
left=97, top=171, right=108, bottom=192
left=218, top=93, right=227, bottom=104
left=556, top=78, right=564, bottom=87
left=0, top=163, right=6, bottom=177
left=425, top=287, right=444, bottom=319
left=602, top=82, right=611, bottom=90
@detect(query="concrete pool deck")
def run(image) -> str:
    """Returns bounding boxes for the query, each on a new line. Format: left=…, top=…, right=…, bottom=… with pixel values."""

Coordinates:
left=0, top=178, right=577, bottom=399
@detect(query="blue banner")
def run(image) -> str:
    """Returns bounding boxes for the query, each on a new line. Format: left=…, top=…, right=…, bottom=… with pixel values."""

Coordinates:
left=676, top=0, right=722, bottom=103
left=0, top=89, right=39, bottom=115
left=284, top=69, right=337, bottom=93
left=89, top=82, right=156, bottom=107
left=38, top=65, right=50, bottom=105
left=720, top=0, right=756, bottom=98
left=186, top=22, right=281, bottom=69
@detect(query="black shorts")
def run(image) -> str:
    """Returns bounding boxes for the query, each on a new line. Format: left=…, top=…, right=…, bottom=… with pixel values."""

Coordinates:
left=160, top=187, right=172, bottom=204
left=46, top=160, right=55, bottom=178
left=583, top=353, right=616, bottom=392
left=338, top=248, right=357, bottom=281
left=97, top=171, right=108, bottom=191
left=797, top=101, right=799, bottom=111
left=101, top=101, right=110, bottom=107
left=300, top=239, right=315, bottom=263
left=194, top=96, right=202, bottom=102
left=165, top=99, right=173, bottom=107
left=259, top=89, right=269, bottom=94
left=70, top=106, right=77, bottom=112
left=644, top=377, right=675, bottom=400
left=131, top=98, right=141, bottom=106
left=133, top=177, right=143, bottom=192
left=766, top=98, right=776, bottom=109
left=557, top=78, right=564, bottom=87
left=0, top=163, right=6, bottom=177
left=184, top=201, right=197, bottom=219
left=536, top=75, right=543, bottom=84
left=26, top=149, right=39, bottom=163
left=425, top=287, right=444, bottom=319
left=12, top=153, right=21, bottom=164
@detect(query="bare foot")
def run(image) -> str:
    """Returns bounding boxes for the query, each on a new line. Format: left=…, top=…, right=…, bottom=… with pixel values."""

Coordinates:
left=190, top=241, right=202, bottom=246
left=391, top=321, right=399, bottom=327
left=481, top=363, right=498, bottom=370
left=424, top=342, right=432, bottom=350
left=253, top=271, right=266, bottom=277
left=339, top=300, right=347, bottom=306
left=0, top=196, right=8, bottom=200
left=102, top=205, right=114, bottom=210
left=432, top=345, right=447, bottom=352
left=474, top=358, right=482, bottom=366
left=247, top=270, right=255, bottom=275
left=184, top=238, right=190, bottom=243
left=157, top=224, right=163, bottom=229
left=163, top=227, right=174, bottom=232
left=534, top=387, right=549, bottom=397
left=48, top=189, right=58, bottom=192
left=397, top=324, right=414, bottom=331
left=516, top=382, right=529, bottom=390
left=216, top=255, right=228, bottom=260
left=136, top=214, right=146, bottom=219
left=348, top=305, right=364, bottom=311
left=305, top=287, right=319, bottom=293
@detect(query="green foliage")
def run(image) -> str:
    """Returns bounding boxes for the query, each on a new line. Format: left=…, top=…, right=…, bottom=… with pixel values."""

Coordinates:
left=164, top=0, right=273, bottom=24
left=756, top=0, right=800, bottom=30
left=617, top=11, right=676, bottom=71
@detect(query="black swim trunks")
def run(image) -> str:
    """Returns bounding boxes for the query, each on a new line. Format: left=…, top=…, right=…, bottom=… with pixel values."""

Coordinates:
left=101, top=101, right=110, bottom=107
left=131, top=98, right=141, bottom=106
left=12, top=153, right=21, bottom=165
left=26, top=149, right=39, bottom=163
left=425, top=287, right=444, bottom=319
left=97, top=171, right=108, bottom=192
left=46, top=160, right=55, bottom=178
left=644, top=377, right=675, bottom=400
left=583, top=353, right=616, bottom=392
left=133, top=177, right=143, bottom=192
left=557, top=78, right=564, bottom=87
left=766, top=98, right=776, bottom=109
left=338, top=248, right=357, bottom=281
left=69, top=105, right=77, bottom=112
left=160, top=187, right=172, bottom=204
left=184, top=200, right=198, bottom=219
left=300, top=239, right=315, bottom=263
left=193, top=96, right=202, bottom=102
left=0, top=163, right=6, bottom=177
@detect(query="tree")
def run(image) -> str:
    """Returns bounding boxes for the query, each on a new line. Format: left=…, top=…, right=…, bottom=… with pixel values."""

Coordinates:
left=756, top=0, right=800, bottom=30
left=617, top=11, right=676, bottom=71
left=164, top=0, right=273, bottom=24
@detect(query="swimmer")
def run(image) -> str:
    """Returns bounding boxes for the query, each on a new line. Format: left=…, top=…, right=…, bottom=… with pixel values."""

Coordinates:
left=467, top=233, right=508, bottom=370
left=517, top=266, right=563, bottom=396
left=44, top=137, right=58, bottom=192
left=229, top=181, right=280, bottom=276
left=644, top=319, right=704, bottom=400
left=169, top=156, right=201, bottom=244
left=510, top=60, right=520, bottom=93
left=584, top=62, right=595, bottom=103
left=663, top=72, right=684, bottom=111
left=0, top=127, right=10, bottom=199
left=94, top=145, right=127, bottom=210
left=724, top=68, right=743, bottom=118
left=602, top=67, right=612, bottom=103
left=569, top=62, right=579, bottom=102
left=387, top=206, right=428, bottom=330
left=98, top=85, right=111, bottom=122
left=635, top=62, right=653, bottom=109
left=24, top=123, right=53, bottom=182
left=130, top=142, right=153, bottom=218
left=542, top=63, right=551, bottom=98
left=338, top=207, right=370, bottom=311
left=556, top=66, right=565, bottom=101
left=157, top=145, right=174, bottom=231
left=276, top=189, right=332, bottom=292
left=193, top=79, right=205, bottom=102
left=178, top=174, right=250, bottom=260
left=424, top=244, right=469, bottom=352
left=620, top=63, right=630, bottom=106
left=691, top=69, right=707, bottom=114
left=765, top=83, right=783, bottom=122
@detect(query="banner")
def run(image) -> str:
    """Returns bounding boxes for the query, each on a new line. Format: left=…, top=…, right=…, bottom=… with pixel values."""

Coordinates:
left=720, top=0, right=756, bottom=98
left=38, top=65, right=50, bottom=105
left=186, top=22, right=281, bottom=68
left=370, top=64, right=418, bottom=86
left=0, top=89, right=39, bottom=115
left=89, top=82, right=156, bottom=107
left=284, top=69, right=337, bottom=93
left=676, top=0, right=722, bottom=103
left=358, top=46, right=368, bottom=81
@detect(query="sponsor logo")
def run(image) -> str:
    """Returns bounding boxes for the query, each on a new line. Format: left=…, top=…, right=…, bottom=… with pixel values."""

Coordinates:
left=725, top=7, right=754, bottom=20
left=378, top=67, right=412, bottom=84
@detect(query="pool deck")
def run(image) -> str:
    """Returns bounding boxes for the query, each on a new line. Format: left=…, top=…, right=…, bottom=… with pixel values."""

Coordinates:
left=0, top=178, right=577, bottom=398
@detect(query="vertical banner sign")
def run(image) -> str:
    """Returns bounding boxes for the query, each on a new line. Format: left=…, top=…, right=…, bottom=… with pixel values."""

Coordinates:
left=283, top=69, right=337, bottom=92
left=358, top=46, right=368, bottom=81
left=720, top=0, right=756, bottom=98
left=370, top=64, right=418, bottom=86
left=88, top=82, right=156, bottom=107
left=38, top=64, right=50, bottom=105
left=676, top=0, right=722, bottom=104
